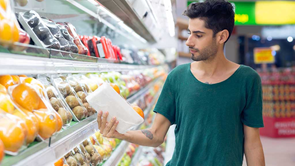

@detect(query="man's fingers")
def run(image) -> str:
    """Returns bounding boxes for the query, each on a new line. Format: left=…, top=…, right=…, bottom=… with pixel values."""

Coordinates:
left=100, top=112, right=109, bottom=133
left=107, top=120, right=119, bottom=137
left=97, top=110, right=103, bottom=128
left=103, top=117, right=116, bottom=136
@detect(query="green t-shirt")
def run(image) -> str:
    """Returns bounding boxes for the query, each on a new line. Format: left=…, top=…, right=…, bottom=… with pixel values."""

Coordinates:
left=154, top=63, right=264, bottom=166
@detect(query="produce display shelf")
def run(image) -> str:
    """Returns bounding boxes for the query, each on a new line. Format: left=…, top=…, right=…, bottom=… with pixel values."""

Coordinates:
left=1, top=77, right=163, bottom=166
left=0, top=52, right=163, bottom=75
left=130, top=146, right=143, bottom=166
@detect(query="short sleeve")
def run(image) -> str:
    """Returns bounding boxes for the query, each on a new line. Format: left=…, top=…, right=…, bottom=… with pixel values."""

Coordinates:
left=153, top=75, right=176, bottom=125
left=241, top=73, right=264, bottom=128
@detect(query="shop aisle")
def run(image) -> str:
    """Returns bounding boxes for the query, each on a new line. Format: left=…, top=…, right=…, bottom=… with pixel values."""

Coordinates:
left=243, top=137, right=295, bottom=166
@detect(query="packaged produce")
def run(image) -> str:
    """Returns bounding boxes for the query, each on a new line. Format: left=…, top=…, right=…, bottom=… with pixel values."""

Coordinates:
left=0, top=87, right=38, bottom=145
left=63, top=151, right=80, bottom=166
left=0, top=0, right=20, bottom=47
left=37, top=75, right=72, bottom=126
left=9, top=79, right=62, bottom=140
left=57, top=24, right=79, bottom=53
left=0, top=138, right=3, bottom=163
left=58, top=22, right=88, bottom=55
left=81, top=139, right=103, bottom=165
left=42, top=18, right=70, bottom=52
left=0, top=109, right=27, bottom=154
left=73, top=146, right=90, bottom=166
left=80, top=35, right=91, bottom=56
left=51, top=76, right=87, bottom=121
left=86, top=83, right=144, bottom=134
left=18, top=10, right=61, bottom=50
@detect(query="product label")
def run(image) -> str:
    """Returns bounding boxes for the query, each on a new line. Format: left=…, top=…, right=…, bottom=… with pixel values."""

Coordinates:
left=97, top=43, right=105, bottom=58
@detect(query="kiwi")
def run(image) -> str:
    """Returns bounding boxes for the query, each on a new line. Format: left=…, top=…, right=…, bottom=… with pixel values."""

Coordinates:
left=58, top=108, right=68, bottom=124
left=67, top=111, right=73, bottom=121
left=69, top=81, right=78, bottom=91
left=46, top=87, right=56, bottom=99
left=84, top=153, right=91, bottom=163
left=75, top=85, right=83, bottom=92
left=91, top=153, right=101, bottom=165
left=74, top=147, right=79, bottom=153
left=74, top=153, right=84, bottom=164
left=80, top=144, right=86, bottom=153
left=50, top=97, right=62, bottom=111
left=66, top=156, right=78, bottom=166
left=77, top=91, right=87, bottom=103
left=72, top=106, right=86, bottom=120
left=65, top=96, right=79, bottom=109
left=82, top=140, right=89, bottom=147
left=58, top=82, right=71, bottom=97
left=85, top=145, right=95, bottom=155
left=64, top=152, right=72, bottom=158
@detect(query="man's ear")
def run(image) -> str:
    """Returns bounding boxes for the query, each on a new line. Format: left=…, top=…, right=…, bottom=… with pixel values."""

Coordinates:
left=217, top=30, right=229, bottom=44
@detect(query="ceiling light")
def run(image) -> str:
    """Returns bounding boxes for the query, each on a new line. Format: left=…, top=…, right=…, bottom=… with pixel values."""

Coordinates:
left=267, top=36, right=272, bottom=41
left=287, top=36, right=293, bottom=42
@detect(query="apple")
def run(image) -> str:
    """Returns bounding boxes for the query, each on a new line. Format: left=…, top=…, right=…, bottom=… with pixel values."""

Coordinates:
left=93, top=145, right=105, bottom=158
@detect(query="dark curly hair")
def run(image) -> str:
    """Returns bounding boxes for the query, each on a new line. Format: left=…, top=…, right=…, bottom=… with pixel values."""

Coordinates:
left=184, top=0, right=235, bottom=43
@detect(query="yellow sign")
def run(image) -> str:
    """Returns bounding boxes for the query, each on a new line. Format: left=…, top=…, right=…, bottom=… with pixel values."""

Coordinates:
left=254, top=48, right=275, bottom=64
left=255, top=1, right=295, bottom=25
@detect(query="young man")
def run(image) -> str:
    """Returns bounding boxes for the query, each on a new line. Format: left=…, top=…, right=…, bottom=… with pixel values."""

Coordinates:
left=97, top=0, right=265, bottom=165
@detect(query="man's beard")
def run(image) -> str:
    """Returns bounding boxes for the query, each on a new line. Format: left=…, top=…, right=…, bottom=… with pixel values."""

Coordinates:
left=190, top=42, right=218, bottom=61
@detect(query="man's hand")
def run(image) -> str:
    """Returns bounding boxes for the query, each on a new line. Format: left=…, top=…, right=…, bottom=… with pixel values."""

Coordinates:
left=97, top=111, right=125, bottom=139
left=96, top=110, right=171, bottom=147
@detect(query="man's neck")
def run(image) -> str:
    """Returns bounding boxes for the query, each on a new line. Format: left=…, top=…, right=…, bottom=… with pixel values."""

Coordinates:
left=192, top=52, right=230, bottom=77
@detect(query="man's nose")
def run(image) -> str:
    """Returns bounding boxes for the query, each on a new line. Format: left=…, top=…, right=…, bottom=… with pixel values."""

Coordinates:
left=186, top=35, right=194, bottom=48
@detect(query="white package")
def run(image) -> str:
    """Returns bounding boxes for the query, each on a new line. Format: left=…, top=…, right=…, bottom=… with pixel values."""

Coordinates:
left=86, top=83, right=144, bottom=134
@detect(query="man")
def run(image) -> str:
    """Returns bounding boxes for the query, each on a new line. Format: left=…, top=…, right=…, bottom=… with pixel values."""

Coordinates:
left=97, top=0, right=265, bottom=165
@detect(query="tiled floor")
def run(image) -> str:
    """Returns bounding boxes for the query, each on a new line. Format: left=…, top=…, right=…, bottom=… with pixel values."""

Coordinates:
left=243, top=136, right=295, bottom=166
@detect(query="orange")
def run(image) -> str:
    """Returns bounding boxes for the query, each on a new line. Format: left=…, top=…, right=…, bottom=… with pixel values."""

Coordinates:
left=110, top=83, right=120, bottom=94
left=33, top=109, right=57, bottom=140
left=0, top=75, right=15, bottom=89
left=12, top=21, right=20, bottom=43
left=0, top=20, right=13, bottom=43
left=54, top=112, right=63, bottom=132
left=0, top=114, right=26, bottom=152
left=0, top=0, right=8, bottom=11
left=0, top=139, right=3, bottom=163
left=54, top=158, right=64, bottom=166
left=12, top=109, right=38, bottom=145
left=132, top=105, right=144, bottom=119
left=0, top=84, right=7, bottom=94
left=22, top=77, right=44, bottom=89
left=11, top=75, right=20, bottom=84
left=11, top=83, right=40, bottom=111
left=18, top=75, right=27, bottom=77
left=0, top=92, right=15, bottom=113
left=37, top=99, right=47, bottom=109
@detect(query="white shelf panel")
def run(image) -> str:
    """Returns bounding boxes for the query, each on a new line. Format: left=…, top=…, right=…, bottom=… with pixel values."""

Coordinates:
left=0, top=53, right=159, bottom=74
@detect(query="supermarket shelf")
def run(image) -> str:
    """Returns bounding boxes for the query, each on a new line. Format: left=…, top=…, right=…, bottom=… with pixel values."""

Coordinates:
left=2, top=77, right=163, bottom=166
left=0, top=52, right=163, bottom=74
left=130, top=146, right=143, bottom=166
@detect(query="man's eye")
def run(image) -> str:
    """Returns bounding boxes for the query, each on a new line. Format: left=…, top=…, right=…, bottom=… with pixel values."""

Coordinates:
left=196, top=35, right=202, bottom=38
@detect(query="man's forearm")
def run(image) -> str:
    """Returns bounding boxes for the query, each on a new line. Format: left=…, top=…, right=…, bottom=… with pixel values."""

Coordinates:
left=118, top=129, right=163, bottom=147
left=244, top=141, right=265, bottom=166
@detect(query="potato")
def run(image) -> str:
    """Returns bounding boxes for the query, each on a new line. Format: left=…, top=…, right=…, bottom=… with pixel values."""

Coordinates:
left=72, top=106, right=86, bottom=120
left=77, top=91, right=87, bottom=103
left=65, top=95, right=79, bottom=109
left=50, top=97, right=62, bottom=111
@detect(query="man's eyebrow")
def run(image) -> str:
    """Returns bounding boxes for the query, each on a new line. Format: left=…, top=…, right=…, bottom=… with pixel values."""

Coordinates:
left=192, top=31, right=205, bottom=34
